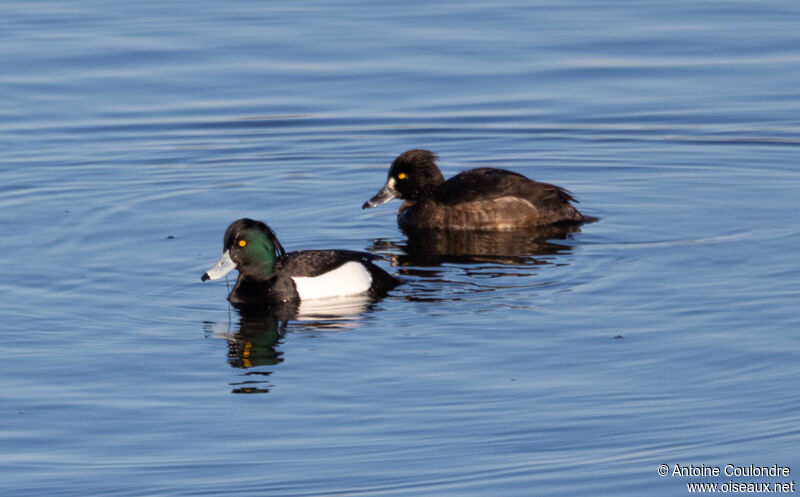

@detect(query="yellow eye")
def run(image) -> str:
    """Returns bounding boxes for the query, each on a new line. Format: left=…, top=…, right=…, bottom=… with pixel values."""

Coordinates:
left=398, top=172, right=407, bottom=180
left=238, top=239, right=247, bottom=247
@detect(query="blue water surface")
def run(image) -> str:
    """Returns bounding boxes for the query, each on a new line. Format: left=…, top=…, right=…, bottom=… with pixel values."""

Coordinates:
left=1, top=1, right=799, bottom=496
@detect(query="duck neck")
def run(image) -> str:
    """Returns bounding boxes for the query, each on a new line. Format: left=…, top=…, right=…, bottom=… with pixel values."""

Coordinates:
left=410, top=174, right=445, bottom=202
left=240, top=258, right=276, bottom=281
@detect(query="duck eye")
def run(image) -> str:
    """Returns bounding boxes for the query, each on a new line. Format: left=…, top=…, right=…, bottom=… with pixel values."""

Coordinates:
left=238, top=239, right=247, bottom=247
left=397, top=172, right=407, bottom=180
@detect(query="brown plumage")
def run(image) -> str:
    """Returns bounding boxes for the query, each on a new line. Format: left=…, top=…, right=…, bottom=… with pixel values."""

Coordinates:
left=363, top=150, right=596, bottom=230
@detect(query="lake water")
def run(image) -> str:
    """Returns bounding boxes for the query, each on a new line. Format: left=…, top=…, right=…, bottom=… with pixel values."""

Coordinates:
left=2, top=1, right=799, bottom=495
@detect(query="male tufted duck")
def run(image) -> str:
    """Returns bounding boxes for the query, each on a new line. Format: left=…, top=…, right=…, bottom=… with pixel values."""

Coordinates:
left=202, top=218, right=399, bottom=306
left=363, top=149, right=596, bottom=230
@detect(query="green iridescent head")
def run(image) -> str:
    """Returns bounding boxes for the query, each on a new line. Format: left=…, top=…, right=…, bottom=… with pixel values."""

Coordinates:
left=202, top=218, right=286, bottom=281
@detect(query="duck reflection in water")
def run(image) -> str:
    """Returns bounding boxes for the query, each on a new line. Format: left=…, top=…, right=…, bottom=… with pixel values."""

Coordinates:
left=203, top=295, right=375, bottom=394
left=370, top=223, right=583, bottom=268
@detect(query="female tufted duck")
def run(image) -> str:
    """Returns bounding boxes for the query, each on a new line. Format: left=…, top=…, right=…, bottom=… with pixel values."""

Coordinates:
left=363, top=149, right=596, bottom=230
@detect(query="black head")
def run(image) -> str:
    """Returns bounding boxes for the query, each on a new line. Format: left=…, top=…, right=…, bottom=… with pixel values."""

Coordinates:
left=363, top=149, right=446, bottom=208
left=202, top=218, right=286, bottom=282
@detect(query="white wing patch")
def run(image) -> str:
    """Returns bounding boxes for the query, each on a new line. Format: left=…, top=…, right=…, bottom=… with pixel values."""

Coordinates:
left=291, top=261, right=373, bottom=300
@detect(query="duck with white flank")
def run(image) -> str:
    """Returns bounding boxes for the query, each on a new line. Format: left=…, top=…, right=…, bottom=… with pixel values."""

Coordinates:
left=202, top=219, right=399, bottom=306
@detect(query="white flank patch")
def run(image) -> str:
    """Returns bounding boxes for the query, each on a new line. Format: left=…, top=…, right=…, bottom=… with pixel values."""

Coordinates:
left=291, top=261, right=373, bottom=300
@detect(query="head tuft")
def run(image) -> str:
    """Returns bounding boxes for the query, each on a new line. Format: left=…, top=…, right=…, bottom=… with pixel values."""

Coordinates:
left=387, top=149, right=445, bottom=201
left=223, top=218, right=286, bottom=260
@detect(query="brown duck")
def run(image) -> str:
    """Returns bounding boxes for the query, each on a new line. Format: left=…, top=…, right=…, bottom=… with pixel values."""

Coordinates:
left=363, top=149, right=596, bottom=230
